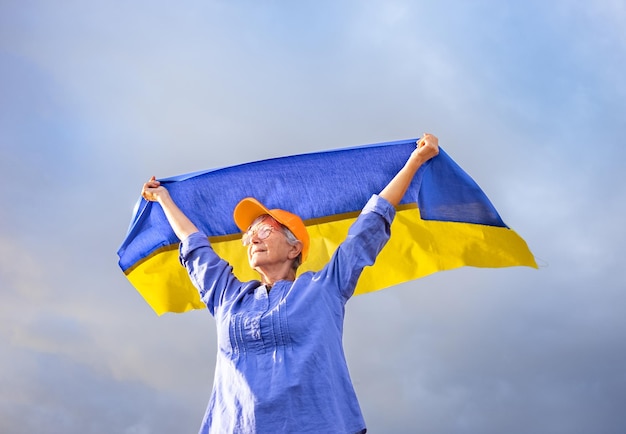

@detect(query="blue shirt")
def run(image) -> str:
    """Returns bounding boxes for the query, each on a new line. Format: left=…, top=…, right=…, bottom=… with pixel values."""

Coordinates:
left=179, top=195, right=396, bottom=434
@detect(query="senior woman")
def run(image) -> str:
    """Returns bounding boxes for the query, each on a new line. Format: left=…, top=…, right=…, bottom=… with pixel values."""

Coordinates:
left=141, top=134, right=439, bottom=434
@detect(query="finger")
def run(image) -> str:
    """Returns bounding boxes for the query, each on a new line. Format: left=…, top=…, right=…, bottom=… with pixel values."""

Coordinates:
left=142, top=188, right=156, bottom=201
left=417, top=132, right=432, bottom=146
left=145, top=177, right=160, bottom=188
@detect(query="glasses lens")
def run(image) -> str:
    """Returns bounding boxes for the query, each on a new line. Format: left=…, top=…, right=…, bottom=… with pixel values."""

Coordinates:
left=242, top=225, right=274, bottom=246
left=257, top=226, right=272, bottom=240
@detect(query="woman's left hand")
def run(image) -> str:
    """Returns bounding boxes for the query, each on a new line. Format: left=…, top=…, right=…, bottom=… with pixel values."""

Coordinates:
left=413, top=133, right=439, bottom=163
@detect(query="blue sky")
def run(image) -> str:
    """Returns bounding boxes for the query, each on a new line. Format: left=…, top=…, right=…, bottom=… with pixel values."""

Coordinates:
left=1, top=1, right=626, bottom=433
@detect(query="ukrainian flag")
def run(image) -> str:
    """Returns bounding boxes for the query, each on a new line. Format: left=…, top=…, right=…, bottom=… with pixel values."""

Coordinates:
left=117, top=139, right=537, bottom=315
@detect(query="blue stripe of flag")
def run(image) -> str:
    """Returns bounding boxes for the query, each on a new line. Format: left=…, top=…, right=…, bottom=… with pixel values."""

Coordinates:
left=117, top=139, right=505, bottom=272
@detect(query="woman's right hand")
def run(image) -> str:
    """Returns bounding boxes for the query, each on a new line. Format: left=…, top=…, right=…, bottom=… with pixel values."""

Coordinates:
left=142, top=176, right=169, bottom=202
left=140, top=176, right=199, bottom=240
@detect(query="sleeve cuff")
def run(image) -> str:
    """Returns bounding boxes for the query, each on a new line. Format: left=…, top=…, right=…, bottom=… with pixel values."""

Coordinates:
left=179, top=231, right=210, bottom=262
left=362, top=194, right=396, bottom=223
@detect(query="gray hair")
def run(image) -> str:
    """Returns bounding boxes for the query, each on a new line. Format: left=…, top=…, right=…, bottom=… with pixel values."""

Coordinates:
left=249, top=215, right=302, bottom=270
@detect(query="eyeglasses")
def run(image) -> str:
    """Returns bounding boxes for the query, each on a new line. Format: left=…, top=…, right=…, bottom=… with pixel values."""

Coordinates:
left=242, top=224, right=275, bottom=246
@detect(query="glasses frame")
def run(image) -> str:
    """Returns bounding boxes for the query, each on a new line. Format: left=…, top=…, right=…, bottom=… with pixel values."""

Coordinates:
left=242, top=224, right=276, bottom=246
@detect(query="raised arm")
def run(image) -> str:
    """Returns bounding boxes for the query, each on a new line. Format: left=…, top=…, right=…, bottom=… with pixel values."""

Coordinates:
left=379, top=133, right=439, bottom=206
left=141, top=176, right=200, bottom=241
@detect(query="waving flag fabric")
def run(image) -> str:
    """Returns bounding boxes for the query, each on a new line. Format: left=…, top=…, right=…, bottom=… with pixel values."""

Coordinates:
left=117, top=138, right=537, bottom=315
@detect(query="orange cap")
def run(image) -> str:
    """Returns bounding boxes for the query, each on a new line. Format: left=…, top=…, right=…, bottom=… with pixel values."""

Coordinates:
left=233, top=197, right=310, bottom=262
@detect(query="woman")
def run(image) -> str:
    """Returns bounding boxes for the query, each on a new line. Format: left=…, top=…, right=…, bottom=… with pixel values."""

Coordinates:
left=142, top=134, right=439, bottom=434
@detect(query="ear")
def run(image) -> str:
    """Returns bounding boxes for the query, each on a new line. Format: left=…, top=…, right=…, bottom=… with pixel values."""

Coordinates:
left=287, top=240, right=303, bottom=260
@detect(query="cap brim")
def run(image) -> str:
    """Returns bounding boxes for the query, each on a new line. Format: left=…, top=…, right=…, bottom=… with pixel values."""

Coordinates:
left=233, top=197, right=273, bottom=232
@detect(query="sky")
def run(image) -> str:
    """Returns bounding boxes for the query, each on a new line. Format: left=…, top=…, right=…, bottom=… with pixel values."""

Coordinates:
left=1, top=0, right=626, bottom=433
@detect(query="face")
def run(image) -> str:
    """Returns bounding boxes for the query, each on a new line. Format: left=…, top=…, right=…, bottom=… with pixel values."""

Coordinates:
left=244, top=216, right=300, bottom=271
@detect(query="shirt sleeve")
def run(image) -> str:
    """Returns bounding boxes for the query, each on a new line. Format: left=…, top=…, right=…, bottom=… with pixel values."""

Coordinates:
left=315, top=194, right=396, bottom=301
left=179, top=231, right=243, bottom=315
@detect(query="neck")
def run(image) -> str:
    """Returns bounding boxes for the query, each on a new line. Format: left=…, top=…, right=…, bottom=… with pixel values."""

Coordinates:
left=256, top=264, right=296, bottom=288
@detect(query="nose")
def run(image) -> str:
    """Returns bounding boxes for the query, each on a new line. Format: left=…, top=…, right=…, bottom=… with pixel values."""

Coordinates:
left=249, top=229, right=262, bottom=244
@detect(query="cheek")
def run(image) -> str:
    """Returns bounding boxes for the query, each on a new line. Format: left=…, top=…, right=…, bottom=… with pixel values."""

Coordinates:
left=246, top=246, right=255, bottom=263
left=278, top=242, right=295, bottom=258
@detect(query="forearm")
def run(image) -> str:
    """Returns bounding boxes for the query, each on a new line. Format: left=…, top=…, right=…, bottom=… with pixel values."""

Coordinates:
left=379, top=134, right=439, bottom=207
left=157, top=193, right=200, bottom=241
left=379, top=155, right=425, bottom=207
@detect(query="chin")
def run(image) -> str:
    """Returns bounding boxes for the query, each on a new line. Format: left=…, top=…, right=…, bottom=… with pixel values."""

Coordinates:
left=248, top=257, right=264, bottom=270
